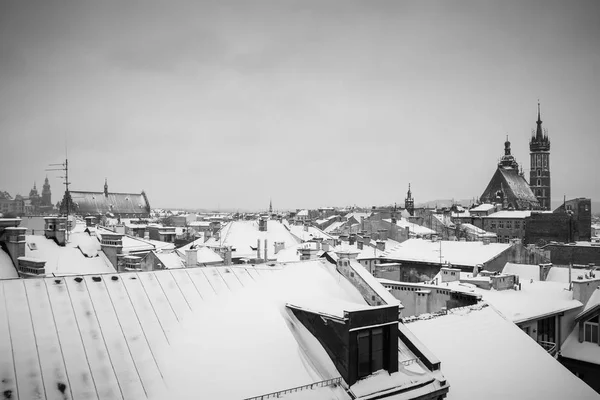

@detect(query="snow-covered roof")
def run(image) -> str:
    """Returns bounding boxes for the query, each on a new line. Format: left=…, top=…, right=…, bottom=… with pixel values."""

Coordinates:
left=204, top=220, right=301, bottom=260
left=561, top=327, right=600, bottom=366
left=296, top=209, right=309, bottom=216
left=176, top=240, right=224, bottom=264
left=154, top=251, right=185, bottom=269
left=287, top=224, right=333, bottom=242
left=502, top=262, right=540, bottom=281
left=484, top=210, right=532, bottom=219
left=459, top=223, right=496, bottom=237
left=0, top=249, right=18, bottom=279
left=437, top=275, right=582, bottom=323
left=323, top=221, right=346, bottom=234
left=25, top=224, right=115, bottom=276
left=407, top=304, right=598, bottom=400
left=546, top=266, right=595, bottom=283
left=380, top=239, right=512, bottom=267
left=470, top=203, right=496, bottom=212
left=383, top=218, right=436, bottom=236
left=0, top=260, right=418, bottom=399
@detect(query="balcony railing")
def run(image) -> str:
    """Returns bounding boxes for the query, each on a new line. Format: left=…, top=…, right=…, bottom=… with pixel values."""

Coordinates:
left=538, top=340, right=557, bottom=356
left=243, top=377, right=342, bottom=400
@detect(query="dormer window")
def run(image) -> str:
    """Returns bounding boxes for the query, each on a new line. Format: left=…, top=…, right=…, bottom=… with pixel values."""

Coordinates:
left=357, top=328, right=385, bottom=379
left=584, top=315, right=599, bottom=344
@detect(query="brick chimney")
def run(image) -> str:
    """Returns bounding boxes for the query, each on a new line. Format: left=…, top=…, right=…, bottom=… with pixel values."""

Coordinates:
left=378, top=229, right=388, bottom=241
left=259, top=217, right=268, bottom=232
left=17, top=257, right=46, bottom=277
left=185, top=248, right=198, bottom=267
left=376, top=240, right=386, bottom=251
left=4, top=227, right=26, bottom=268
left=572, top=277, right=600, bottom=305
left=44, top=217, right=67, bottom=246
left=264, top=239, right=268, bottom=262
left=100, top=232, right=123, bottom=271
left=256, top=238, right=262, bottom=260
left=122, top=255, right=142, bottom=272
left=539, top=263, right=552, bottom=281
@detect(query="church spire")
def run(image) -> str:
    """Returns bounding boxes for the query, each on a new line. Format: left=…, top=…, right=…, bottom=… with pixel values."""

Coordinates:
left=104, top=178, right=108, bottom=197
left=535, top=101, right=544, bottom=140
left=269, top=198, right=273, bottom=214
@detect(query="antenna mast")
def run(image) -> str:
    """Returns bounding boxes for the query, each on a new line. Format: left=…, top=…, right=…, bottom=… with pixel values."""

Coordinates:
left=46, top=156, right=71, bottom=241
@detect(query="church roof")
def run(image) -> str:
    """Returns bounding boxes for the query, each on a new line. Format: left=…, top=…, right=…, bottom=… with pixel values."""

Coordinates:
left=69, top=191, right=150, bottom=216
left=481, top=167, right=540, bottom=210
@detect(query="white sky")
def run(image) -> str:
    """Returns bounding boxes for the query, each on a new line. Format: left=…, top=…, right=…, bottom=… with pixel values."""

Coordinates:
left=1, top=0, right=599, bottom=211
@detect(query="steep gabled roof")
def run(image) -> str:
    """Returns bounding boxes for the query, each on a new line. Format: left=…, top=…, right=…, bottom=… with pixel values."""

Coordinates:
left=481, top=167, right=540, bottom=210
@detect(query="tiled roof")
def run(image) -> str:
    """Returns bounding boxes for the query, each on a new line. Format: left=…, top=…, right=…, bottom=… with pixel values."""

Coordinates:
left=69, top=191, right=150, bottom=216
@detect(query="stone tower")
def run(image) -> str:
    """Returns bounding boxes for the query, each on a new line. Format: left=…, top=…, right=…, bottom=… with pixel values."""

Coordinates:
left=405, top=184, right=414, bottom=216
left=529, top=102, right=551, bottom=210
left=41, top=176, right=52, bottom=207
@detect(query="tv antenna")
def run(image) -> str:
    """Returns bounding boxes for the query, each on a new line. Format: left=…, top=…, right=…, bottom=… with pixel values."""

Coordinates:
left=46, top=154, right=71, bottom=240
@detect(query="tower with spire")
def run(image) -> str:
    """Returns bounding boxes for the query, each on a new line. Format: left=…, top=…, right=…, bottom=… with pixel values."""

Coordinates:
left=529, top=102, right=551, bottom=210
left=405, top=184, right=415, bottom=216
left=269, top=198, right=273, bottom=214
left=41, top=176, right=52, bottom=207
left=104, top=178, right=109, bottom=197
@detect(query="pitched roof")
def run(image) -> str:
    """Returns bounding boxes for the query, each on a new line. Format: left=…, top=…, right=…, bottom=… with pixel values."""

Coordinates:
left=481, top=167, right=540, bottom=210
left=380, top=239, right=512, bottom=267
left=0, top=260, right=439, bottom=399
left=407, top=305, right=598, bottom=400
left=204, top=220, right=301, bottom=260
left=69, top=191, right=150, bottom=216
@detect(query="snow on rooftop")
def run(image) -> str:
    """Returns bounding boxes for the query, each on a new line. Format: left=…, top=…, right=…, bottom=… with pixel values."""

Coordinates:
left=502, top=262, right=540, bottom=281
left=324, top=221, right=346, bottom=234
left=0, top=249, right=18, bottom=279
left=383, top=218, right=436, bottom=236
left=546, top=266, right=596, bottom=284
left=287, top=224, right=333, bottom=242
left=25, top=225, right=115, bottom=276
left=204, top=220, right=301, bottom=260
left=561, top=323, right=600, bottom=365
left=485, top=210, right=532, bottom=219
left=381, top=238, right=511, bottom=267
left=1, top=261, right=377, bottom=400
left=154, top=251, right=185, bottom=269
left=407, top=305, right=599, bottom=400
left=470, top=203, right=496, bottom=212
left=439, top=276, right=582, bottom=323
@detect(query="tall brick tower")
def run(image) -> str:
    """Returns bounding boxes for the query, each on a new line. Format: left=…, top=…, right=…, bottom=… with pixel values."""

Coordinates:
left=529, top=102, right=551, bottom=209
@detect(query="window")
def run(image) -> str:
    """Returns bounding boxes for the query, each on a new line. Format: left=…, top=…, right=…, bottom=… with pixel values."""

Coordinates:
left=537, top=316, right=556, bottom=344
left=358, top=328, right=385, bottom=379
left=506, top=221, right=512, bottom=229
left=537, top=170, right=541, bottom=177
left=584, top=315, right=599, bottom=344
left=490, top=221, right=496, bottom=229
left=499, top=221, right=504, bottom=229
left=544, top=156, right=548, bottom=168
left=537, top=179, right=541, bottom=186
left=514, top=221, right=520, bottom=230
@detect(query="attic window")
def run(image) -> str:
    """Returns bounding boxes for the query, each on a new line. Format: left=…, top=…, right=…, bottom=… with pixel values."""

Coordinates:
left=584, top=316, right=599, bottom=344
left=357, top=328, right=385, bottom=379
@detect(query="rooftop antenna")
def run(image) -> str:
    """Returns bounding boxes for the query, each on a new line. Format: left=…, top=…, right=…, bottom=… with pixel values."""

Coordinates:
left=46, top=142, right=70, bottom=241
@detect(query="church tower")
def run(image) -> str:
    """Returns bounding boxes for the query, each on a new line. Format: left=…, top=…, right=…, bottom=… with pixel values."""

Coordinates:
left=104, top=178, right=109, bottom=197
left=405, top=184, right=415, bottom=216
left=529, top=102, right=551, bottom=210
left=42, top=176, right=52, bottom=207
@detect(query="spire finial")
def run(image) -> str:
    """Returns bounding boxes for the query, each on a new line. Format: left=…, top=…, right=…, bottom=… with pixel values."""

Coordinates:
left=537, top=100, right=541, bottom=122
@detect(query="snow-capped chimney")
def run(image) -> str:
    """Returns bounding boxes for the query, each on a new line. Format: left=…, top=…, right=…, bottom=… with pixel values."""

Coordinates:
left=185, top=248, right=198, bottom=267
left=256, top=238, right=262, bottom=260
left=264, top=239, right=268, bottom=262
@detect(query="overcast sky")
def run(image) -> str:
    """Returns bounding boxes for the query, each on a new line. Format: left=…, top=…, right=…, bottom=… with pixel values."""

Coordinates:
left=1, top=0, right=598, bottom=211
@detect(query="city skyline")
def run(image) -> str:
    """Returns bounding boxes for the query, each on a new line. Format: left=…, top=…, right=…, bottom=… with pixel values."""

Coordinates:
left=1, top=0, right=599, bottom=210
